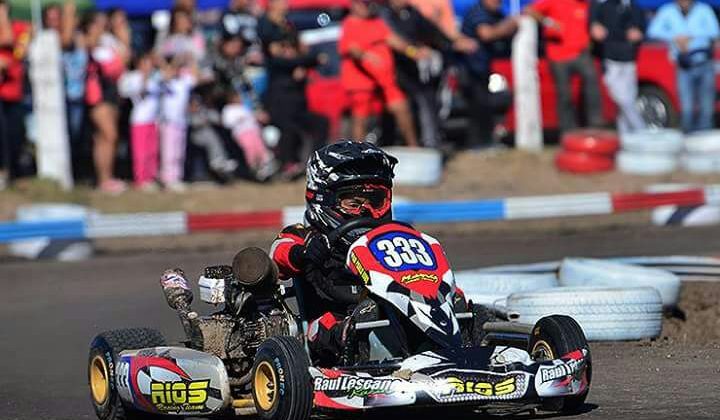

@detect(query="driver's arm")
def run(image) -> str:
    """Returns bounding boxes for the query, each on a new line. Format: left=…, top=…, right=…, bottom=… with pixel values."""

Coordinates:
left=270, top=224, right=307, bottom=279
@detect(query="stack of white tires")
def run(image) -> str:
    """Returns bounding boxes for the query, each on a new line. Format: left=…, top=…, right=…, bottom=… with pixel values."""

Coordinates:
left=383, top=146, right=443, bottom=187
left=680, top=130, right=720, bottom=173
left=456, top=258, right=681, bottom=341
left=617, top=129, right=683, bottom=175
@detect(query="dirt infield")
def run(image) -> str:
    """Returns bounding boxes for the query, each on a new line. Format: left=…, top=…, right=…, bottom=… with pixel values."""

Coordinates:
left=663, top=282, right=720, bottom=345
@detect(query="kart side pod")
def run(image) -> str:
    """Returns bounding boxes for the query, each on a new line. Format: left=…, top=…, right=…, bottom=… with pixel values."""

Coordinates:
left=115, top=347, right=233, bottom=416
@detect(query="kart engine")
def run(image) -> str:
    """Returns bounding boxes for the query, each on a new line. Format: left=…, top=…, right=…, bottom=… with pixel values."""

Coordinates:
left=161, top=248, right=296, bottom=383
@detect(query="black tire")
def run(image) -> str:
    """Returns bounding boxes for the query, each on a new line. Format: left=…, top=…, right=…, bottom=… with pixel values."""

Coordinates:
left=637, top=85, right=679, bottom=128
left=528, top=315, right=592, bottom=413
left=88, top=328, right=167, bottom=420
left=468, top=303, right=494, bottom=346
left=251, top=336, right=313, bottom=420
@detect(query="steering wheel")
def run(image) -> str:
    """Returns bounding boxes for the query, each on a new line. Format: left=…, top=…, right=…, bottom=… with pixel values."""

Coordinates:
left=326, top=217, right=386, bottom=246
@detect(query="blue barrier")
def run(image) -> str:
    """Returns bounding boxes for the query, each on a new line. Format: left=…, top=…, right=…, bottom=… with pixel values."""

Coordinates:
left=394, top=199, right=505, bottom=223
left=0, top=220, right=85, bottom=243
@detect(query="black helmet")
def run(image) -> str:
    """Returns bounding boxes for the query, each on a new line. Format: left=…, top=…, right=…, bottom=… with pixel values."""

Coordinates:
left=305, top=141, right=398, bottom=234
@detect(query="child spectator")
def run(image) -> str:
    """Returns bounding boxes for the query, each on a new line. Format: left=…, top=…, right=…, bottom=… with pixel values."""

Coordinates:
left=158, top=57, right=196, bottom=191
left=222, top=92, right=276, bottom=181
left=119, top=52, right=162, bottom=191
left=187, top=85, right=238, bottom=180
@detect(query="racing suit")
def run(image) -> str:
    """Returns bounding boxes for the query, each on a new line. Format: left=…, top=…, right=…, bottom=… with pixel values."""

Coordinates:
left=270, top=224, right=376, bottom=365
left=270, top=224, right=470, bottom=364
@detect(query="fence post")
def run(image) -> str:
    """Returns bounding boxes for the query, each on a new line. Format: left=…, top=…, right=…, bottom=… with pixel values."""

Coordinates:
left=512, top=16, right=543, bottom=152
left=29, top=30, right=73, bottom=190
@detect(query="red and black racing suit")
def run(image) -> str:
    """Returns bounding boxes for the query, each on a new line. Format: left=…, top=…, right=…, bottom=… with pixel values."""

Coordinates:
left=270, top=224, right=374, bottom=365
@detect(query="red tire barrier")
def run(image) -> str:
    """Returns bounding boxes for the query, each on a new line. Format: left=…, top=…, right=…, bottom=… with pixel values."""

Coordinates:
left=561, top=129, right=620, bottom=155
left=555, top=151, right=614, bottom=173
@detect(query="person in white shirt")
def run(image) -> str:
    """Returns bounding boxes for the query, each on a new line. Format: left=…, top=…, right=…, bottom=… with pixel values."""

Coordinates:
left=158, top=57, right=197, bottom=191
left=118, top=52, right=162, bottom=190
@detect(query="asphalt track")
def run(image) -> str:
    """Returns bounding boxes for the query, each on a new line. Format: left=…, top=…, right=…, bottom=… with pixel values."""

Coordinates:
left=2, top=224, right=720, bottom=420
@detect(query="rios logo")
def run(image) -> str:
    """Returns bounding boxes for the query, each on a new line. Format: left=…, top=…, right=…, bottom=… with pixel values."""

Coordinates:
left=314, top=376, right=400, bottom=398
left=445, top=376, right=516, bottom=396
left=150, top=380, right=210, bottom=412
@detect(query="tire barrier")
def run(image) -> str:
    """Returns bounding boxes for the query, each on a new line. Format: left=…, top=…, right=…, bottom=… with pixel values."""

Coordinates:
left=8, top=204, right=94, bottom=261
left=454, top=272, right=558, bottom=307
left=652, top=205, right=720, bottom=227
left=616, top=151, right=677, bottom=175
left=680, top=154, right=720, bottom=174
left=684, top=130, right=720, bottom=153
left=506, top=286, right=663, bottom=341
left=383, top=146, right=443, bottom=187
left=466, top=255, right=720, bottom=282
left=558, top=258, right=681, bottom=308
left=561, top=129, right=620, bottom=155
left=620, top=128, right=684, bottom=154
left=554, top=151, right=614, bottom=173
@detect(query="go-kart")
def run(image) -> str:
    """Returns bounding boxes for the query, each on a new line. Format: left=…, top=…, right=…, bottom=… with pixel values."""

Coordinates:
left=88, top=219, right=591, bottom=420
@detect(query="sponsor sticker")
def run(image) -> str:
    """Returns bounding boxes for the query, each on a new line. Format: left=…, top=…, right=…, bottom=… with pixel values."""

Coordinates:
left=150, top=380, right=209, bottom=412
left=539, top=359, right=582, bottom=383
left=401, top=273, right=439, bottom=285
left=350, top=252, right=371, bottom=285
left=314, top=376, right=401, bottom=398
left=444, top=376, right=517, bottom=397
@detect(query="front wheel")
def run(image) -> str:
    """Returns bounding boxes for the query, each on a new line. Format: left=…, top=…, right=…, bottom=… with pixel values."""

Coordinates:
left=251, top=336, right=313, bottom=420
left=529, top=315, right=592, bottom=413
left=88, top=328, right=166, bottom=420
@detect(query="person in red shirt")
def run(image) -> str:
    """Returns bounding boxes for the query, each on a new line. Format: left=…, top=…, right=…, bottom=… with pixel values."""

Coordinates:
left=526, top=0, right=603, bottom=133
left=0, top=1, right=31, bottom=185
left=339, top=0, right=418, bottom=147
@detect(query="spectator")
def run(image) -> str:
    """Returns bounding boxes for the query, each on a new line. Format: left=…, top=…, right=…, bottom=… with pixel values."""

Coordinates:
left=384, top=0, right=477, bottom=148
left=590, top=0, right=647, bottom=134
left=526, top=0, right=604, bottom=133
left=104, top=8, right=132, bottom=64
left=461, top=0, right=518, bottom=148
left=222, top=92, right=276, bottom=180
left=83, top=10, right=127, bottom=193
left=118, top=52, right=162, bottom=190
left=187, top=85, right=238, bottom=180
left=258, top=0, right=328, bottom=178
left=157, top=7, right=207, bottom=68
left=648, top=0, right=720, bottom=132
left=158, top=57, right=197, bottom=192
left=221, top=0, right=259, bottom=44
left=55, top=1, right=89, bottom=172
left=339, top=0, right=418, bottom=147
left=408, top=0, right=459, bottom=39
left=0, top=0, right=31, bottom=184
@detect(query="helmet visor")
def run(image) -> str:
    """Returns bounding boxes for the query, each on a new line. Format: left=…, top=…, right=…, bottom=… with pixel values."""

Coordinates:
left=336, top=184, right=392, bottom=219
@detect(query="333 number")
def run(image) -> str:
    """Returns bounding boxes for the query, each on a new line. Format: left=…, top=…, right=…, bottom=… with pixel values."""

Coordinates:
left=375, top=237, right=434, bottom=268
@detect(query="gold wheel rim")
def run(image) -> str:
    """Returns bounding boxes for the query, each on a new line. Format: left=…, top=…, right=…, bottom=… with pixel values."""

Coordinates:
left=532, top=339, right=555, bottom=362
left=90, top=355, right=110, bottom=405
left=253, top=361, right=278, bottom=411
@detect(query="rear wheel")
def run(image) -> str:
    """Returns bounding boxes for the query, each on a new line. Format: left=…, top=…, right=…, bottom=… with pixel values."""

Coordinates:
left=88, top=328, right=166, bottom=420
left=528, top=315, right=592, bottom=413
left=251, top=336, right=313, bottom=420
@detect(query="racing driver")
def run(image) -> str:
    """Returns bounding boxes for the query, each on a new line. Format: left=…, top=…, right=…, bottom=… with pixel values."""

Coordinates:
left=271, top=141, right=466, bottom=365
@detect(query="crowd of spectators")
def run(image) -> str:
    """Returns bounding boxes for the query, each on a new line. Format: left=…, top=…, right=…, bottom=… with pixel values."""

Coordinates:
left=0, top=0, right=719, bottom=193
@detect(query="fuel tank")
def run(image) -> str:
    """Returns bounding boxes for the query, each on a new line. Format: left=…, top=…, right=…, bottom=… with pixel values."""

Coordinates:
left=115, top=346, right=232, bottom=416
